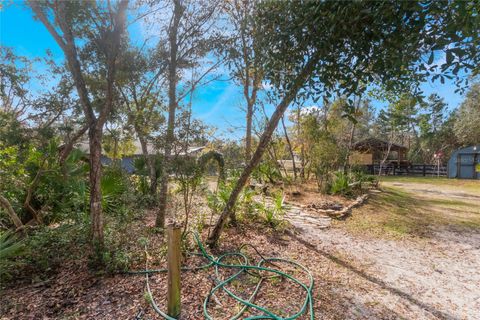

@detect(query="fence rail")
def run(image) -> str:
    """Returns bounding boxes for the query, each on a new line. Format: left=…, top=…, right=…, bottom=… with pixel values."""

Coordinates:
left=365, top=164, right=447, bottom=176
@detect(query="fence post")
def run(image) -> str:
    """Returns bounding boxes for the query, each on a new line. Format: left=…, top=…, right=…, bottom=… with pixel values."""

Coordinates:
left=422, top=164, right=426, bottom=176
left=167, top=222, right=182, bottom=318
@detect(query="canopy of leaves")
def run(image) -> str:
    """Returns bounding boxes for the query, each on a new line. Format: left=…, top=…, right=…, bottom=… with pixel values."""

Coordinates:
left=256, top=1, right=480, bottom=100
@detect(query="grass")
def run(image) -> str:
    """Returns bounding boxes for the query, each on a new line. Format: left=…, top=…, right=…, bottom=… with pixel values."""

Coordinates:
left=379, top=176, right=480, bottom=192
left=337, top=178, right=480, bottom=240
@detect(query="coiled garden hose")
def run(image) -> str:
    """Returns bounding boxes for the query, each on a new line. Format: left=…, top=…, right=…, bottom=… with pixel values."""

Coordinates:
left=130, top=232, right=314, bottom=320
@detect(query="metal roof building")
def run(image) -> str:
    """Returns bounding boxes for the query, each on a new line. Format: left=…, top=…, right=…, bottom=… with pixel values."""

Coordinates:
left=447, top=145, right=480, bottom=179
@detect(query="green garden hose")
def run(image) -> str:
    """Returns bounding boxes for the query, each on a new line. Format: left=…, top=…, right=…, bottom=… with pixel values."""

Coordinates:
left=135, top=232, right=314, bottom=320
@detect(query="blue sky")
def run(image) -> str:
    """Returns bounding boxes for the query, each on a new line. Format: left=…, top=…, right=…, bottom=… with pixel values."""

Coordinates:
left=0, top=2, right=469, bottom=140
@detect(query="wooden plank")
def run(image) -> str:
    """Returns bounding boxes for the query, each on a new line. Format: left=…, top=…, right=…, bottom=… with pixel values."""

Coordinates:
left=167, top=223, right=182, bottom=318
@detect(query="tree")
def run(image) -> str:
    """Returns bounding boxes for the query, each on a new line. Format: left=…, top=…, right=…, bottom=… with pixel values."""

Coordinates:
left=117, top=47, right=166, bottom=196
left=417, top=94, right=449, bottom=163
left=339, top=94, right=375, bottom=169
left=454, top=83, right=480, bottom=146
left=0, top=47, right=34, bottom=120
left=207, top=0, right=480, bottom=247
left=373, top=107, right=402, bottom=175
left=103, top=125, right=136, bottom=163
left=298, top=106, right=345, bottom=190
left=1, top=49, right=88, bottom=227
left=28, top=0, right=129, bottom=250
left=151, top=0, right=221, bottom=228
left=222, top=0, right=262, bottom=162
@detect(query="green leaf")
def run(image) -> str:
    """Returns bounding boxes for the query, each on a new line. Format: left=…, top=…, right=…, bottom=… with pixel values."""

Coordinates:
left=428, top=51, right=434, bottom=64
left=446, top=50, right=453, bottom=65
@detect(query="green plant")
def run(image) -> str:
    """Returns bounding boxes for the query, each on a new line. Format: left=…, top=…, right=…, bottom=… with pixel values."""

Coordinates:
left=239, top=186, right=256, bottom=219
left=85, top=166, right=135, bottom=220
left=172, top=156, right=203, bottom=234
left=206, top=181, right=233, bottom=215
left=133, top=155, right=163, bottom=195
left=259, top=192, right=285, bottom=227
left=102, top=249, right=131, bottom=273
left=330, top=171, right=351, bottom=195
left=0, top=223, right=88, bottom=284
left=0, top=231, right=25, bottom=281
left=252, top=161, right=282, bottom=184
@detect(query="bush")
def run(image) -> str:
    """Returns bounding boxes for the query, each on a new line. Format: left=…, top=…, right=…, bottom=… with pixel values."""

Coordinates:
left=0, top=223, right=89, bottom=284
left=252, top=161, right=282, bottom=184
left=206, top=169, right=261, bottom=226
left=329, top=170, right=378, bottom=196
left=100, top=224, right=133, bottom=273
left=257, top=192, right=286, bottom=228
left=0, top=231, right=25, bottom=282
left=330, top=171, right=351, bottom=195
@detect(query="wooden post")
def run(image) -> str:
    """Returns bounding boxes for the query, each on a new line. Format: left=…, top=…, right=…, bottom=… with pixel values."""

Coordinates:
left=167, top=222, right=181, bottom=318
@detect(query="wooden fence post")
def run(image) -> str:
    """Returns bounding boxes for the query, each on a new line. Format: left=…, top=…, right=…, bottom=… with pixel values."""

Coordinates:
left=167, top=222, right=181, bottom=318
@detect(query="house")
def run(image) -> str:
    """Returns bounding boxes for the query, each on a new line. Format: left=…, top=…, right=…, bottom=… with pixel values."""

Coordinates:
left=75, top=141, right=205, bottom=173
left=349, top=138, right=409, bottom=168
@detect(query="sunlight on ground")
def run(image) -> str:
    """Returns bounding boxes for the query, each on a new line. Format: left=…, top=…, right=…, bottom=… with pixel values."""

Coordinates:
left=379, top=176, right=480, bottom=192
left=336, top=177, right=480, bottom=239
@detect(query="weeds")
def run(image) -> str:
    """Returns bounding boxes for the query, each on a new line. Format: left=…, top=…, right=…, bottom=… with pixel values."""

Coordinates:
left=258, top=192, right=286, bottom=228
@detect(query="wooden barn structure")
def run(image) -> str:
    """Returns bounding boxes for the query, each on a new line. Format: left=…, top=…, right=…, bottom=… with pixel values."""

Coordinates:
left=349, top=138, right=449, bottom=176
left=349, top=138, right=409, bottom=168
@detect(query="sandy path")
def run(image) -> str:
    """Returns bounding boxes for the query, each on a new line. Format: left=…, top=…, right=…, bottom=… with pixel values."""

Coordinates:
left=384, top=181, right=480, bottom=202
left=286, top=181, right=480, bottom=320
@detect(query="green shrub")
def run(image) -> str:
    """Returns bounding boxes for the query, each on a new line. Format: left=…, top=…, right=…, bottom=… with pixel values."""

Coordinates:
left=252, top=161, right=282, bottom=184
left=86, top=166, right=137, bottom=220
left=0, top=231, right=25, bottom=282
left=1, top=223, right=88, bottom=283
left=258, top=192, right=285, bottom=227
left=329, top=170, right=378, bottom=196
left=330, top=171, right=351, bottom=195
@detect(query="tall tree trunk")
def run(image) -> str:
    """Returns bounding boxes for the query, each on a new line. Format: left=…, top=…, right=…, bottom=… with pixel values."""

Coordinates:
left=379, top=133, right=394, bottom=176
left=148, top=160, right=158, bottom=196
left=157, top=0, right=182, bottom=228
left=138, top=133, right=157, bottom=195
left=344, top=97, right=361, bottom=172
left=245, top=100, right=253, bottom=161
left=344, top=122, right=356, bottom=172
left=207, top=56, right=319, bottom=247
left=89, top=127, right=104, bottom=248
left=268, top=145, right=288, bottom=178
left=29, top=0, right=129, bottom=252
left=281, top=116, right=297, bottom=180
left=88, top=126, right=104, bottom=250
left=59, top=124, right=88, bottom=167
left=0, top=195, right=23, bottom=229
left=296, top=105, right=306, bottom=181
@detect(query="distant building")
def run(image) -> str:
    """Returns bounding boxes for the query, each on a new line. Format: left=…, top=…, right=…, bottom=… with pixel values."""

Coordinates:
left=278, top=153, right=303, bottom=174
left=75, top=141, right=205, bottom=173
left=350, top=138, right=409, bottom=167
left=447, top=145, right=480, bottom=179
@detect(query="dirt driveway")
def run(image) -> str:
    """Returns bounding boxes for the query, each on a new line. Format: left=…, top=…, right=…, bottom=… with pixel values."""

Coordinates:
left=289, top=178, right=480, bottom=320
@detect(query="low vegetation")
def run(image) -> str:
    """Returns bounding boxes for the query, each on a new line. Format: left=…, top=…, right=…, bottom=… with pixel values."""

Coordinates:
left=339, top=180, right=480, bottom=239
left=1, top=0, right=479, bottom=318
